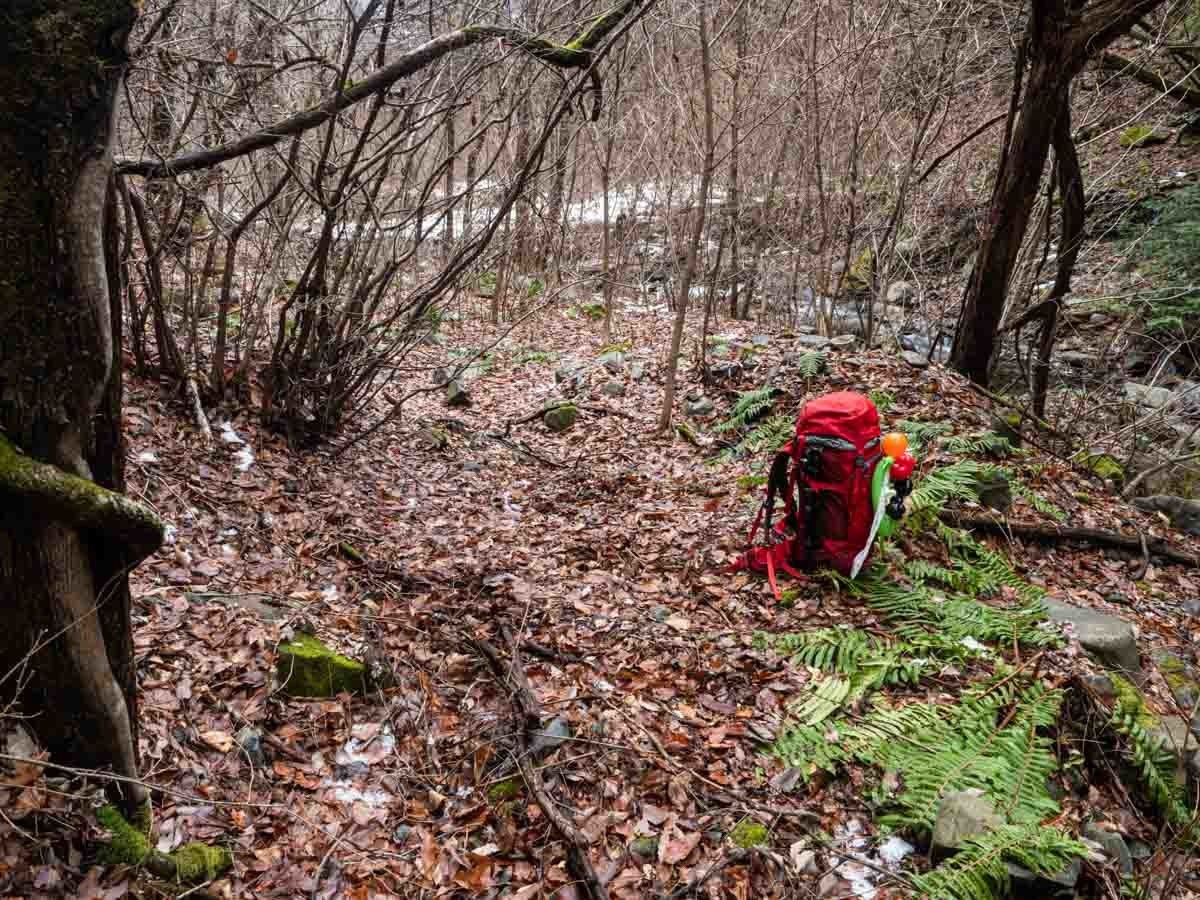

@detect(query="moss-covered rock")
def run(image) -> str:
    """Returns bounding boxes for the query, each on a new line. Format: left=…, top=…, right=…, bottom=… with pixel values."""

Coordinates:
left=276, top=632, right=366, bottom=698
left=543, top=404, right=578, bottom=432
left=1073, top=451, right=1124, bottom=484
left=730, top=819, right=770, bottom=848
left=97, top=805, right=232, bottom=885
left=1119, top=124, right=1170, bottom=148
left=488, top=778, right=521, bottom=802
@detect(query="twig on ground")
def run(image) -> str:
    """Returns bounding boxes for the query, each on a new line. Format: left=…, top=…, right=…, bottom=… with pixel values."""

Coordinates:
left=472, top=635, right=610, bottom=900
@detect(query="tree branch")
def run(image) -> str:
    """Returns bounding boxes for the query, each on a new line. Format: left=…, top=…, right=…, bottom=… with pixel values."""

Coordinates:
left=117, top=0, right=645, bottom=178
left=0, top=434, right=163, bottom=564
left=1097, top=51, right=1200, bottom=107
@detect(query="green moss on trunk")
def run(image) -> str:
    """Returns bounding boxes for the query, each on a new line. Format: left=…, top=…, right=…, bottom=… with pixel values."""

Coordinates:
left=97, top=805, right=233, bottom=884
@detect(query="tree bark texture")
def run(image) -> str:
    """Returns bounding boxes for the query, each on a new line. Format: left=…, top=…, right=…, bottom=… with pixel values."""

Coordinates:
left=0, top=1, right=158, bottom=810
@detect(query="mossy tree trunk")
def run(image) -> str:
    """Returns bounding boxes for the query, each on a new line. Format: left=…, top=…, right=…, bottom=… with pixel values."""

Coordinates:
left=0, top=1, right=152, bottom=813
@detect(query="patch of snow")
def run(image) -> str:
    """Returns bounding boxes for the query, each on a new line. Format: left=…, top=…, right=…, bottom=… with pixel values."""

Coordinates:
left=217, top=421, right=244, bottom=445
left=233, top=445, right=255, bottom=472
left=959, top=636, right=988, bottom=653
left=324, top=780, right=393, bottom=807
left=321, top=584, right=340, bottom=604
left=136, top=450, right=159, bottom=464
left=878, top=835, right=915, bottom=866
left=336, top=727, right=395, bottom=767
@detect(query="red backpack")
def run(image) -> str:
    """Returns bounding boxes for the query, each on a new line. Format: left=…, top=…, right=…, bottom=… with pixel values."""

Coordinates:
left=731, top=392, right=882, bottom=596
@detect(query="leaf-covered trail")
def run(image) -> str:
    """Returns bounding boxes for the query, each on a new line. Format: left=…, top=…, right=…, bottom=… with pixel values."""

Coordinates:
left=5, top=308, right=1200, bottom=897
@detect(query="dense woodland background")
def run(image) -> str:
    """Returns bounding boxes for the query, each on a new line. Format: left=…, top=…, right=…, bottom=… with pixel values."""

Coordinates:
left=8, top=0, right=1200, bottom=896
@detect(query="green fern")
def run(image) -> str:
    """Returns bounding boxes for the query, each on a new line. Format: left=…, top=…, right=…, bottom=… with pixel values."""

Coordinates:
left=714, top=387, right=776, bottom=433
left=796, top=350, right=827, bottom=377
left=942, top=431, right=1020, bottom=458
left=1110, top=698, right=1192, bottom=826
left=720, top=413, right=793, bottom=461
left=868, top=389, right=895, bottom=413
left=897, top=419, right=952, bottom=454
left=910, top=824, right=1087, bottom=900
left=759, top=627, right=880, bottom=673
left=909, top=460, right=1002, bottom=514
left=1011, top=479, right=1066, bottom=522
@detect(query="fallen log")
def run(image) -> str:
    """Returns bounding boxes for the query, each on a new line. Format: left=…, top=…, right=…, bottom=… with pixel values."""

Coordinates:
left=940, top=511, right=1199, bottom=568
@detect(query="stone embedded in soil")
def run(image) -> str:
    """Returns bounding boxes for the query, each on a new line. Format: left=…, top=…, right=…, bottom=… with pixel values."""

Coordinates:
left=543, top=404, right=578, bottom=432
left=1043, top=599, right=1140, bottom=672
left=930, top=789, right=1004, bottom=857
left=901, top=350, right=928, bottom=368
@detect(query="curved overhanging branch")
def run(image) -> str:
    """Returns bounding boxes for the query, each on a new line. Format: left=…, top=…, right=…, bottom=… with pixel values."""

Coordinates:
left=0, top=434, right=163, bottom=565
left=116, top=0, right=645, bottom=179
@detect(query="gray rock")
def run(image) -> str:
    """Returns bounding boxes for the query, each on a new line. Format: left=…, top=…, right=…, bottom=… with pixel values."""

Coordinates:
left=686, top=397, right=715, bottom=417
left=931, top=789, right=1004, bottom=857
left=431, top=366, right=450, bottom=386
left=1124, top=381, right=1176, bottom=409
left=235, top=726, right=266, bottom=768
left=1183, top=598, right=1200, bottom=617
left=1089, top=313, right=1110, bottom=326
left=463, top=461, right=483, bottom=473
left=902, top=350, right=929, bottom=368
left=445, top=379, right=471, bottom=408
left=529, top=716, right=572, bottom=758
left=1043, top=599, right=1140, bottom=672
left=886, top=281, right=916, bottom=306
left=555, top=361, right=583, bottom=385
left=1154, top=651, right=1199, bottom=711
left=1084, top=823, right=1133, bottom=875
left=601, top=381, right=626, bottom=398
left=599, top=350, right=626, bottom=374
left=709, top=362, right=741, bottom=381
left=751, top=334, right=770, bottom=347
left=651, top=605, right=671, bottom=623
left=392, top=824, right=413, bottom=843
left=544, top=405, right=578, bottom=432
left=1133, top=495, right=1200, bottom=536
left=796, top=334, right=832, bottom=349
left=830, top=334, right=857, bottom=349
left=630, top=361, right=647, bottom=382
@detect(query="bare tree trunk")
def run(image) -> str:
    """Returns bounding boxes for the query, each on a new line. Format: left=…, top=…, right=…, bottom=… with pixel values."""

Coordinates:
left=951, top=0, right=1169, bottom=384
left=727, top=5, right=744, bottom=320
left=0, top=1, right=162, bottom=815
left=658, top=0, right=715, bottom=433
left=1031, top=95, right=1085, bottom=418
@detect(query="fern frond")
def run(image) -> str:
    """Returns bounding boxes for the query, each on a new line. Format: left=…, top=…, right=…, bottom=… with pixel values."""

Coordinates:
left=796, top=350, right=827, bottom=378
left=943, top=431, right=1021, bottom=458
left=910, top=825, right=1086, bottom=900
left=897, top=419, right=952, bottom=453
left=1012, top=479, right=1067, bottom=522
left=909, top=460, right=1002, bottom=514
left=714, top=387, right=776, bottom=433
left=762, top=627, right=881, bottom=674
left=1111, top=698, right=1192, bottom=825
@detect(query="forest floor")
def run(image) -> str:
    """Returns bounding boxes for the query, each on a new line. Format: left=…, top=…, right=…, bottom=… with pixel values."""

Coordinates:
left=4, top=304, right=1200, bottom=899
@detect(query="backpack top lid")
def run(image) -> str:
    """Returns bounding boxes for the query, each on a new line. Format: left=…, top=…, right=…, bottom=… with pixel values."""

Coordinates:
left=795, top=391, right=880, bottom=445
